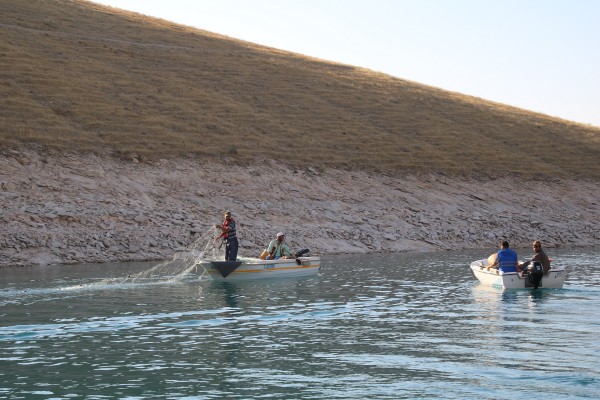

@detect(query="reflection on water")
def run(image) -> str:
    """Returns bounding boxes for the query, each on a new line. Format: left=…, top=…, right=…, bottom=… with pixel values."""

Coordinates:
left=0, top=247, right=599, bottom=399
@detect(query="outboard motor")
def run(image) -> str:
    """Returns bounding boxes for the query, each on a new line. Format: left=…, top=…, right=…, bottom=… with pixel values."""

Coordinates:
left=295, top=248, right=310, bottom=258
left=526, top=261, right=544, bottom=289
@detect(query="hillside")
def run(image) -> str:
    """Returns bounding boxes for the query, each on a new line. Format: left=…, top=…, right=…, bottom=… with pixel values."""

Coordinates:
left=1, top=0, right=599, bottom=178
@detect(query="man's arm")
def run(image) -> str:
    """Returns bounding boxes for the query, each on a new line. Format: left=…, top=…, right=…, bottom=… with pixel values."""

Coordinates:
left=487, top=256, right=499, bottom=270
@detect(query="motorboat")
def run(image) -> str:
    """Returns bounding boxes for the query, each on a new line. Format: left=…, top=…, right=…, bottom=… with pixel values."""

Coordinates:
left=469, top=259, right=566, bottom=289
left=197, top=256, right=321, bottom=281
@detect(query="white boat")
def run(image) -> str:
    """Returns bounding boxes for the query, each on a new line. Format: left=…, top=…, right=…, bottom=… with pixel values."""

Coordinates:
left=469, top=259, right=566, bottom=289
left=197, top=256, right=321, bottom=281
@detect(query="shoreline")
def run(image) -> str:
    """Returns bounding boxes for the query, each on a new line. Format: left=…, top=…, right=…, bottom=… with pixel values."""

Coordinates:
left=1, top=148, right=599, bottom=267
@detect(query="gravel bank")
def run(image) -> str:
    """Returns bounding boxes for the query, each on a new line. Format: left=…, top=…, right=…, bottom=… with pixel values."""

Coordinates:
left=1, top=148, right=598, bottom=267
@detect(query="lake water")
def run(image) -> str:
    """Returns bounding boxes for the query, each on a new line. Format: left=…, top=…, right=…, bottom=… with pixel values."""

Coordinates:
left=1, top=247, right=599, bottom=399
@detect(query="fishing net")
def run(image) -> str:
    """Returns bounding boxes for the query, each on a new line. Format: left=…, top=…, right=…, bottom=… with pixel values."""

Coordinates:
left=118, top=226, right=223, bottom=284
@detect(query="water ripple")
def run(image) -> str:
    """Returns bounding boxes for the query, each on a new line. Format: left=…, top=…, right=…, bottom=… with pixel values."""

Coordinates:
left=1, top=248, right=599, bottom=399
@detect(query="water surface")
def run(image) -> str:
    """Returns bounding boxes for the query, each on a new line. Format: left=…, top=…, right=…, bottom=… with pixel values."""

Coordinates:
left=1, top=248, right=599, bottom=399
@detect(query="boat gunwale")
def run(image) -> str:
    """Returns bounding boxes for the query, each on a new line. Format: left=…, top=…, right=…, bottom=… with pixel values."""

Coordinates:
left=469, top=259, right=566, bottom=277
left=199, top=256, right=321, bottom=279
left=205, top=264, right=320, bottom=274
left=199, top=256, right=319, bottom=266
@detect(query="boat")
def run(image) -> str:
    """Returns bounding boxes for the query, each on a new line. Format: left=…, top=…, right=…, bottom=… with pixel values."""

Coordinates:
left=197, top=256, right=321, bottom=281
left=469, top=259, right=566, bottom=289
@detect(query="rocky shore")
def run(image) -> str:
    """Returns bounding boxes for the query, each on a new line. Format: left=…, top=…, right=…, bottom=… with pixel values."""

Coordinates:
left=1, top=148, right=598, bottom=267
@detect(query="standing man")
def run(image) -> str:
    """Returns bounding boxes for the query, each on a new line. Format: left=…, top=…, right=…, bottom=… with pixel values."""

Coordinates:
left=215, top=211, right=238, bottom=261
left=487, top=240, right=519, bottom=273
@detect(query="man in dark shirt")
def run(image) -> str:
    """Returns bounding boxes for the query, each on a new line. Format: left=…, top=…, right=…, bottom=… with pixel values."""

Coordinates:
left=519, top=240, right=551, bottom=275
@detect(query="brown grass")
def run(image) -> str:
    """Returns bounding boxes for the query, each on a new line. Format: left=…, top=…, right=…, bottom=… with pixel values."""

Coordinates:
left=1, top=0, right=599, bottom=178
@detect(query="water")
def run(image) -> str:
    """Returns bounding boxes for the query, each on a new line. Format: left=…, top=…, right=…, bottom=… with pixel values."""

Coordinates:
left=1, top=247, right=599, bottom=399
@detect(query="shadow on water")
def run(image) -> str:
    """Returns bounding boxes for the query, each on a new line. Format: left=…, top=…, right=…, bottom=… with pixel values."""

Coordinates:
left=204, top=274, right=322, bottom=308
left=471, top=281, right=560, bottom=304
left=501, top=287, right=556, bottom=304
left=213, top=281, right=241, bottom=309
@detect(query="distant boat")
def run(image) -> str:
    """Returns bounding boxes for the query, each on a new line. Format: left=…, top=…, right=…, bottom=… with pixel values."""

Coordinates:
left=197, top=256, right=321, bottom=281
left=469, top=259, right=566, bottom=289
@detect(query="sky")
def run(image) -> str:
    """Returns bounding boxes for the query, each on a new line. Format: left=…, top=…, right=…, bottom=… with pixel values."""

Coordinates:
left=92, top=0, right=600, bottom=127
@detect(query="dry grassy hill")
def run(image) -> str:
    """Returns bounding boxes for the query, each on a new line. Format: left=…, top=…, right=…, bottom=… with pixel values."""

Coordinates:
left=1, top=0, right=599, bottom=178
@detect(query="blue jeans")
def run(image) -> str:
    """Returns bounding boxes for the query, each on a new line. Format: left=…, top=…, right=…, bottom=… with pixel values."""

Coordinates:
left=225, top=238, right=238, bottom=261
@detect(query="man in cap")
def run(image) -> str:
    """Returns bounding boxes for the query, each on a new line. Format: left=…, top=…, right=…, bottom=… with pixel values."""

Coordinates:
left=215, top=211, right=238, bottom=261
left=266, top=232, right=294, bottom=259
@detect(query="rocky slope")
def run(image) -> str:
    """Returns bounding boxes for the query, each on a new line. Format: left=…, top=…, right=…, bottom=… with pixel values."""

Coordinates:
left=1, top=148, right=598, bottom=267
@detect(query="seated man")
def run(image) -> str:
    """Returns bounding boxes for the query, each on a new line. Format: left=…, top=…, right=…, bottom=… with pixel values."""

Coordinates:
left=266, top=232, right=294, bottom=259
left=487, top=240, right=519, bottom=273
left=519, top=240, right=551, bottom=275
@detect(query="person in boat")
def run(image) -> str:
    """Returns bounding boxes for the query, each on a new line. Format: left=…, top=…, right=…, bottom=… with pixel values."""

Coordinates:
left=214, top=210, right=238, bottom=261
left=518, top=240, right=551, bottom=275
left=266, top=232, right=294, bottom=259
left=487, top=240, right=520, bottom=273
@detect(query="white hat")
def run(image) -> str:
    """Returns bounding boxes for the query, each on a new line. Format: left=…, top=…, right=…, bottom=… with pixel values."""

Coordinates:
left=276, top=232, right=285, bottom=237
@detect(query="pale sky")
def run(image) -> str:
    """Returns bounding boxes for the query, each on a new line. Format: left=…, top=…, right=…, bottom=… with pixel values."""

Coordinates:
left=91, top=0, right=600, bottom=127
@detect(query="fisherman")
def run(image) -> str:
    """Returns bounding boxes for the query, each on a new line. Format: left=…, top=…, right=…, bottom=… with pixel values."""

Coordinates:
left=215, top=210, right=238, bottom=261
left=266, top=232, right=294, bottom=259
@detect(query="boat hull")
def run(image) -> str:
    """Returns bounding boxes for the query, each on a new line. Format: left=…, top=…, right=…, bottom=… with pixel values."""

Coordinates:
left=470, top=259, right=566, bottom=289
left=198, top=256, right=321, bottom=281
